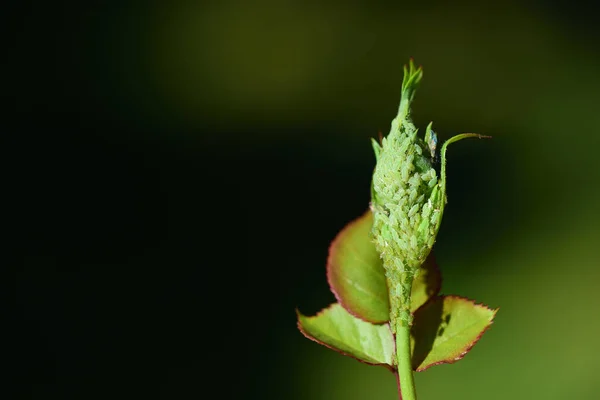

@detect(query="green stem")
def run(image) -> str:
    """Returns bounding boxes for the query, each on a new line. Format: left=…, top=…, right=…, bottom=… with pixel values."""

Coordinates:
left=395, top=321, right=417, bottom=400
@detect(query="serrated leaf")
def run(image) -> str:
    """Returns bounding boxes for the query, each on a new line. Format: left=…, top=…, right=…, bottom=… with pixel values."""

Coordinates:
left=327, top=210, right=441, bottom=323
left=297, top=303, right=395, bottom=368
left=327, top=210, right=390, bottom=323
left=411, top=296, right=497, bottom=371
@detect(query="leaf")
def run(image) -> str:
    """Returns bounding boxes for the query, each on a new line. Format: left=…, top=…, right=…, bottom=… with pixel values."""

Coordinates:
left=411, top=296, right=498, bottom=372
left=409, top=253, right=441, bottom=313
left=327, top=210, right=441, bottom=323
left=327, top=210, right=390, bottom=323
left=297, top=303, right=395, bottom=368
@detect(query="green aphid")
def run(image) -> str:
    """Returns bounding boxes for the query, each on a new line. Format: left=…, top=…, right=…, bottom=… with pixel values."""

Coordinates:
left=424, top=122, right=438, bottom=161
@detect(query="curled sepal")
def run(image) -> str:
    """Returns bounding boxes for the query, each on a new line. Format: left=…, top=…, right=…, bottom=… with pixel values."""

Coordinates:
left=437, top=133, right=492, bottom=221
left=327, top=210, right=442, bottom=324
left=297, top=303, right=395, bottom=369
left=423, top=133, right=492, bottom=253
left=327, top=210, right=390, bottom=323
left=410, top=296, right=498, bottom=372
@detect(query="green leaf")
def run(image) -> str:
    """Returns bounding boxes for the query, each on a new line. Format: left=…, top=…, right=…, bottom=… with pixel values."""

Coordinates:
left=297, top=303, right=395, bottom=368
left=410, top=254, right=441, bottom=313
left=411, top=296, right=498, bottom=372
left=327, top=210, right=442, bottom=323
left=327, top=210, right=390, bottom=323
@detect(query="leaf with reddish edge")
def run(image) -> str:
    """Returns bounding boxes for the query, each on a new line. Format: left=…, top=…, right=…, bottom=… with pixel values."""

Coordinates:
left=410, top=296, right=498, bottom=372
left=327, top=210, right=442, bottom=323
left=327, top=210, right=390, bottom=323
left=297, top=303, right=395, bottom=369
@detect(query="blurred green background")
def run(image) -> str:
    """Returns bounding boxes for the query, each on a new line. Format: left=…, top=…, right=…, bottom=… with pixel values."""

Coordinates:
left=8, top=1, right=600, bottom=399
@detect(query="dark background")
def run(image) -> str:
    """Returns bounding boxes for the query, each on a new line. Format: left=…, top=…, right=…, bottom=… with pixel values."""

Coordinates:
left=7, top=1, right=600, bottom=399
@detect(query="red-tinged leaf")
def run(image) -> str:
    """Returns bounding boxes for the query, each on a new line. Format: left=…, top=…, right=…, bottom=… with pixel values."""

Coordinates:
left=327, top=210, right=390, bottom=323
left=297, top=303, right=395, bottom=369
left=411, top=296, right=497, bottom=372
left=327, top=210, right=442, bottom=323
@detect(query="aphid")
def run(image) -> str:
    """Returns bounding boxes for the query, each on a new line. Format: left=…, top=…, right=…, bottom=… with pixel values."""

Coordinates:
left=424, top=122, right=438, bottom=161
left=410, top=235, right=418, bottom=249
left=428, top=175, right=438, bottom=188
left=408, top=204, right=419, bottom=218
left=421, top=201, right=433, bottom=219
left=430, top=209, right=441, bottom=225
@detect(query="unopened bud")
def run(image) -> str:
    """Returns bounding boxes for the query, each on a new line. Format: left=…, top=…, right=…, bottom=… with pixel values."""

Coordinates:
left=371, top=60, right=489, bottom=327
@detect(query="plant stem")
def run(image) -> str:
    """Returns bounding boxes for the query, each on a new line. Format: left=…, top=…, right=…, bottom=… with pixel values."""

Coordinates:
left=395, top=321, right=417, bottom=400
